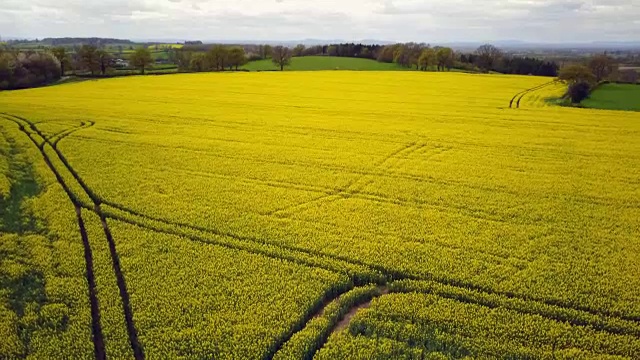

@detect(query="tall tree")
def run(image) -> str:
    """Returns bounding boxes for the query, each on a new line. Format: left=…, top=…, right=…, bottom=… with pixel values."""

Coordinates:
left=405, top=43, right=424, bottom=70
left=272, top=46, right=292, bottom=71
left=228, top=47, right=247, bottom=71
left=476, top=44, right=502, bottom=72
left=130, top=47, right=153, bottom=74
left=96, top=49, right=114, bottom=75
left=436, top=47, right=455, bottom=71
left=78, top=45, right=99, bottom=75
left=293, top=44, right=306, bottom=57
left=418, top=48, right=436, bottom=71
left=589, top=54, right=615, bottom=82
left=189, top=53, right=207, bottom=72
left=51, top=46, right=70, bottom=76
left=208, top=45, right=229, bottom=71
left=377, top=45, right=396, bottom=63
left=261, top=45, right=273, bottom=60
left=558, top=64, right=596, bottom=85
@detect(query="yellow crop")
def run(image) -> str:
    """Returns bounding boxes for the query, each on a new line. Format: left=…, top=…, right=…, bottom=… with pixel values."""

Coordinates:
left=0, top=71, right=639, bottom=358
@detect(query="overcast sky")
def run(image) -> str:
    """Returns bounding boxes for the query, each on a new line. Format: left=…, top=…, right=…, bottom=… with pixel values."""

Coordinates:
left=1, top=0, right=639, bottom=43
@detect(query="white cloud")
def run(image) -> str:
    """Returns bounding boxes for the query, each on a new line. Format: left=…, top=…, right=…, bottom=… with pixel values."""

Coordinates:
left=1, top=0, right=639, bottom=42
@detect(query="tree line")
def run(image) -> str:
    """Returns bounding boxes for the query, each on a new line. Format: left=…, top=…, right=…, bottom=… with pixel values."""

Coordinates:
left=0, top=44, right=158, bottom=89
left=173, top=45, right=294, bottom=72
left=558, top=54, right=637, bottom=104
left=4, top=39, right=636, bottom=93
left=0, top=46, right=60, bottom=90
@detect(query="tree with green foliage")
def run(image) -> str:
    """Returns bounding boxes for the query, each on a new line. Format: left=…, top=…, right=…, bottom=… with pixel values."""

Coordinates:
left=436, top=47, right=455, bottom=71
left=418, top=48, right=436, bottom=71
left=0, top=51, right=61, bottom=89
left=272, top=46, right=292, bottom=71
left=130, top=47, right=153, bottom=74
left=208, top=45, right=229, bottom=71
left=406, top=43, right=424, bottom=70
left=189, top=52, right=207, bottom=72
left=228, top=47, right=247, bottom=71
left=568, top=81, right=591, bottom=104
left=558, top=64, right=595, bottom=85
left=51, top=47, right=70, bottom=76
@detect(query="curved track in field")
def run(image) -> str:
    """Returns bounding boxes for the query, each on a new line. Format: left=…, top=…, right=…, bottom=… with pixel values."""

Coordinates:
left=0, top=115, right=106, bottom=360
left=2, top=112, right=640, bottom=360
left=0, top=114, right=144, bottom=360
left=509, top=80, right=559, bottom=108
left=6, top=112, right=640, bottom=325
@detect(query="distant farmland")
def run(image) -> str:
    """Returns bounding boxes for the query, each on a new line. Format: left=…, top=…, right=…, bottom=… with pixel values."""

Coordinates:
left=0, top=72, right=639, bottom=359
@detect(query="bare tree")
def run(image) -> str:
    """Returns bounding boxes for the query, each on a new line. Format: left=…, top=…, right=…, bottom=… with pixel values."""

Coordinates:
left=96, top=49, right=114, bottom=75
left=619, top=69, right=639, bottom=84
left=476, top=44, right=502, bottom=72
left=272, top=46, right=292, bottom=71
left=78, top=45, right=100, bottom=75
left=589, top=54, right=615, bottom=82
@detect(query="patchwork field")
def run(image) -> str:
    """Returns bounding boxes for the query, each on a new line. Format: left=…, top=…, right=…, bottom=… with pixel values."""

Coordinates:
left=242, top=56, right=408, bottom=71
left=0, top=72, right=639, bottom=359
left=583, top=83, right=640, bottom=111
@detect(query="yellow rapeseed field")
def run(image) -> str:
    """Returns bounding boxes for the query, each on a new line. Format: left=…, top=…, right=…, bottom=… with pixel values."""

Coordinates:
left=0, top=71, right=639, bottom=359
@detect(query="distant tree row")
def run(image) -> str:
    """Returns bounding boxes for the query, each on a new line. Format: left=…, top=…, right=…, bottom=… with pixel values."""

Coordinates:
left=260, top=42, right=559, bottom=76
left=49, top=45, right=155, bottom=75
left=174, top=45, right=248, bottom=72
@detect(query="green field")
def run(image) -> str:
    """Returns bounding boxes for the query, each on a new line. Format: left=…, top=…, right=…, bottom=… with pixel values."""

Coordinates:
left=582, top=83, right=640, bottom=111
left=242, top=56, right=408, bottom=71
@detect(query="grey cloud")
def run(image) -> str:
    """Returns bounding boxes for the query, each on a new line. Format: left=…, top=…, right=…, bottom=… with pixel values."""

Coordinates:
left=1, top=0, right=639, bottom=42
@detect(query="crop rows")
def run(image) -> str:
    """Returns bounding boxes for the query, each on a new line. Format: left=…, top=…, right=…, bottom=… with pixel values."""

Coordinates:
left=5, top=102, right=640, bottom=357
left=0, top=113, right=140, bottom=359
left=331, top=292, right=640, bottom=358
left=7, top=110, right=639, bottom=359
left=1, top=72, right=638, bottom=358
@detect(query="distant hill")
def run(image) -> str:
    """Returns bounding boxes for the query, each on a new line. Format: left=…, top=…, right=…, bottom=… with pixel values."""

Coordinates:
left=40, top=37, right=136, bottom=46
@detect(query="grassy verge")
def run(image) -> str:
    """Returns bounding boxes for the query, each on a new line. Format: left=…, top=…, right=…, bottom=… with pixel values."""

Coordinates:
left=242, top=56, right=409, bottom=71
